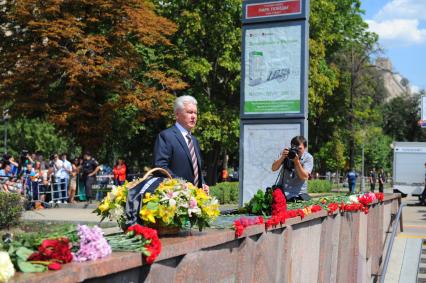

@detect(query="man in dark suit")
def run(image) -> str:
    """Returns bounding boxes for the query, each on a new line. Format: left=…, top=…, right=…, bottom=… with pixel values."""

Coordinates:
left=153, top=95, right=209, bottom=193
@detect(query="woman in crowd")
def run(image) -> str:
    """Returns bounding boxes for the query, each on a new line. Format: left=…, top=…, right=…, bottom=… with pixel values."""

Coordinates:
left=113, top=158, right=127, bottom=186
left=68, top=158, right=79, bottom=203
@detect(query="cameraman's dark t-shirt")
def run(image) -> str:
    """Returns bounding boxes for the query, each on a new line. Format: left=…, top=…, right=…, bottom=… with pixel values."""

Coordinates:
left=82, top=158, right=99, bottom=179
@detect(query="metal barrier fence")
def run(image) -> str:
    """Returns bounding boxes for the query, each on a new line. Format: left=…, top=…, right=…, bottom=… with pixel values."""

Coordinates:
left=24, top=178, right=68, bottom=206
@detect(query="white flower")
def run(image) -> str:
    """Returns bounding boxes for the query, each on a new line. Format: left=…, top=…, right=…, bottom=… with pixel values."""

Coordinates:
left=109, top=206, right=124, bottom=222
left=349, top=195, right=359, bottom=204
left=169, top=199, right=176, bottom=207
left=188, top=207, right=201, bottom=216
left=0, top=251, right=15, bottom=282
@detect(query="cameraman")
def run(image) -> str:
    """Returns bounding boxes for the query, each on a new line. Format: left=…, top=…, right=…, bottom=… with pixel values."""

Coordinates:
left=271, top=136, right=313, bottom=202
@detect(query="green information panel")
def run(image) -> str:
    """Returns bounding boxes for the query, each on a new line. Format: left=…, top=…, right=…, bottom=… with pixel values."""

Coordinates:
left=243, top=24, right=302, bottom=115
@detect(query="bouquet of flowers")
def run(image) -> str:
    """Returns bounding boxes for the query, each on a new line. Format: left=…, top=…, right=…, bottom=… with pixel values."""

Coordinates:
left=73, top=225, right=111, bottom=262
left=94, top=182, right=128, bottom=227
left=139, top=179, right=220, bottom=231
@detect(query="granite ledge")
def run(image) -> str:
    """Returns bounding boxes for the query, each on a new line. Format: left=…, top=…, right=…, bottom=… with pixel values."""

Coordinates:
left=10, top=193, right=401, bottom=283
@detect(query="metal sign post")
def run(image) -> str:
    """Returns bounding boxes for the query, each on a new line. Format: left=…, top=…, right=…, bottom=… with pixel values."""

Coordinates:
left=240, top=0, right=310, bottom=205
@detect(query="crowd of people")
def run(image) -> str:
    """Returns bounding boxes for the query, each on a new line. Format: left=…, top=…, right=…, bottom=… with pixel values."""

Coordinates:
left=0, top=150, right=127, bottom=209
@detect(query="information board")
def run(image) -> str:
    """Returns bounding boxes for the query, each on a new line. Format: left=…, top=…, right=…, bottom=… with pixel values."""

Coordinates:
left=240, top=122, right=302, bottom=204
left=242, top=24, right=304, bottom=115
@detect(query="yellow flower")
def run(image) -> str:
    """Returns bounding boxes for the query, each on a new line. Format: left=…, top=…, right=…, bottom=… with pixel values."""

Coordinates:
left=303, top=206, right=312, bottom=215
left=143, top=192, right=159, bottom=203
left=115, top=187, right=127, bottom=204
left=158, top=204, right=176, bottom=224
left=203, top=204, right=220, bottom=218
left=195, top=189, right=209, bottom=201
left=98, top=194, right=111, bottom=213
left=140, top=207, right=156, bottom=223
left=98, top=202, right=110, bottom=214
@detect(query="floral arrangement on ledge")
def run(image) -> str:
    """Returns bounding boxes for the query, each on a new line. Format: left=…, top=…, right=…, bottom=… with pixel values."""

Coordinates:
left=0, top=224, right=113, bottom=280
left=94, top=178, right=220, bottom=232
left=233, top=190, right=385, bottom=237
left=140, top=179, right=220, bottom=231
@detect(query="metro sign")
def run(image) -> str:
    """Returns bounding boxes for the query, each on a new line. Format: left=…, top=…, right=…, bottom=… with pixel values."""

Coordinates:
left=246, top=0, right=301, bottom=19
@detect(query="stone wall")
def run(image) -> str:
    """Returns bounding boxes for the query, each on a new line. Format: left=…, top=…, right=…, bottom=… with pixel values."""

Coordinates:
left=11, top=195, right=401, bottom=283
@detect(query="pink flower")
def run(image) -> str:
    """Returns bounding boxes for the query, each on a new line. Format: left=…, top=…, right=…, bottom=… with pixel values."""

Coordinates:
left=189, top=197, right=197, bottom=209
left=73, top=225, right=111, bottom=262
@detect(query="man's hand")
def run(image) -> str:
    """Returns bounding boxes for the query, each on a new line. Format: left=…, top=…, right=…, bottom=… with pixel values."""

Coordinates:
left=293, top=152, right=300, bottom=163
left=281, top=148, right=289, bottom=160
left=202, top=184, right=209, bottom=195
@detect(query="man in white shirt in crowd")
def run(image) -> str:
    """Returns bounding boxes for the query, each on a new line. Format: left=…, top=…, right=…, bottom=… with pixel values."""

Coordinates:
left=52, top=154, right=67, bottom=203
left=61, top=153, right=72, bottom=201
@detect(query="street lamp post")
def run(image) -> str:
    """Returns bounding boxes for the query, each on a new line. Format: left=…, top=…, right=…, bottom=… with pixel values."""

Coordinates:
left=2, top=109, right=10, bottom=154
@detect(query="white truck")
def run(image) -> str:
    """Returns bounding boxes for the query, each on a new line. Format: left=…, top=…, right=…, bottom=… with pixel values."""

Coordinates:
left=393, top=142, right=426, bottom=197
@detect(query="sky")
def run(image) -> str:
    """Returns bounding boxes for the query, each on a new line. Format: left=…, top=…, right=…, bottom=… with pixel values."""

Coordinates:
left=361, top=0, right=426, bottom=92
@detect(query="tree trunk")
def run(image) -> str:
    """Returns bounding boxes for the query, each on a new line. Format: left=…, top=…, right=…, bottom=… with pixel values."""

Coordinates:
left=205, top=143, right=220, bottom=186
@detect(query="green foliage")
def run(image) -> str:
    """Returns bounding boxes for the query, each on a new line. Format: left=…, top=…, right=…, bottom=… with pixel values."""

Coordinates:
left=307, top=179, right=332, bottom=193
left=209, top=182, right=239, bottom=204
left=355, top=127, right=393, bottom=172
left=383, top=91, right=426, bottom=142
left=244, top=189, right=273, bottom=216
left=4, top=117, right=79, bottom=158
left=153, top=0, right=242, bottom=183
left=315, top=133, right=346, bottom=172
left=0, top=192, right=23, bottom=229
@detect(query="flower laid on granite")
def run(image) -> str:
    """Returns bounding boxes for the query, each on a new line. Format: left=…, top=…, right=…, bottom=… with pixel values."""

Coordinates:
left=265, top=188, right=287, bottom=228
left=0, top=251, right=15, bottom=282
left=375, top=192, right=384, bottom=202
left=139, top=179, right=220, bottom=231
left=106, top=224, right=161, bottom=264
left=327, top=203, right=339, bottom=215
left=0, top=229, right=78, bottom=274
left=233, top=216, right=264, bottom=237
left=28, top=238, right=73, bottom=264
left=358, top=192, right=376, bottom=207
left=243, top=191, right=387, bottom=235
left=348, top=195, right=359, bottom=204
left=285, top=208, right=305, bottom=220
left=73, top=225, right=111, bottom=262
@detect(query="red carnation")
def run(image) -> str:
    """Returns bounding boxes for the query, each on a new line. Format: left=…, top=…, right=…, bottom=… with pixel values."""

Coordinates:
left=48, top=262, right=62, bottom=271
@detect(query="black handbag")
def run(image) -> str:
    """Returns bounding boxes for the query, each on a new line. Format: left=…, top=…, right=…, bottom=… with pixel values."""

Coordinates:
left=124, top=168, right=171, bottom=228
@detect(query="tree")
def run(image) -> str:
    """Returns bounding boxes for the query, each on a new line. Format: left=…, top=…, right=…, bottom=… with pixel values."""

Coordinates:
left=0, top=0, right=186, bottom=153
left=3, top=117, right=77, bottom=158
left=383, top=91, right=426, bottom=142
left=308, top=0, right=386, bottom=172
left=152, top=0, right=242, bottom=184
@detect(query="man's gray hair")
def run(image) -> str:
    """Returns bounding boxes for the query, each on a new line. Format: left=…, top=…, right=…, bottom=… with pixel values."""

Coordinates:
left=174, top=95, right=198, bottom=114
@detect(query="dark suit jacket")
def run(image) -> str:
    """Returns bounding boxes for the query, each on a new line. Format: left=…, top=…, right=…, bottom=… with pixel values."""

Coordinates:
left=153, top=125, right=204, bottom=187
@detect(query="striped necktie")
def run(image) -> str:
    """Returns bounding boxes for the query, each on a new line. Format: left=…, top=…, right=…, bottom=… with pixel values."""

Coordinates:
left=186, top=133, right=199, bottom=186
